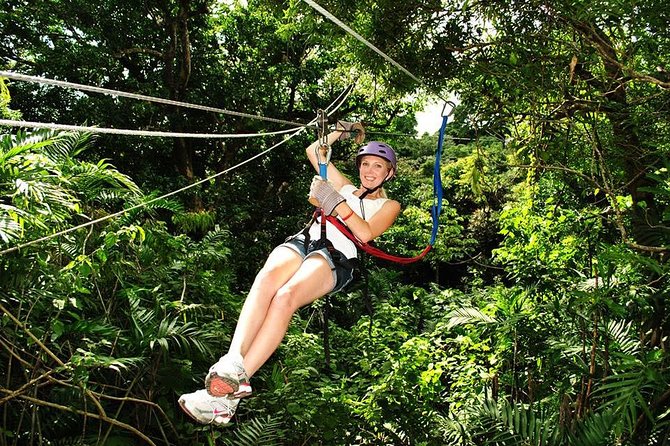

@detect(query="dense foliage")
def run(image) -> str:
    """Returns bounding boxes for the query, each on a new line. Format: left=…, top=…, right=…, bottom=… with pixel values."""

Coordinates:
left=1, top=0, right=669, bottom=445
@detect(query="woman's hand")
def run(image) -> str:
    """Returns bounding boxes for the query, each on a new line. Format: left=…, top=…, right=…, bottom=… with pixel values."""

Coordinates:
left=336, top=121, right=365, bottom=144
left=309, top=176, right=345, bottom=215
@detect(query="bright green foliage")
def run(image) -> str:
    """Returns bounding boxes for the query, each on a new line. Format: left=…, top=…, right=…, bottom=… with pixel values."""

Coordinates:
left=494, top=183, right=599, bottom=287
left=0, top=129, right=239, bottom=444
left=0, top=129, right=138, bottom=245
left=0, top=77, right=20, bottom=120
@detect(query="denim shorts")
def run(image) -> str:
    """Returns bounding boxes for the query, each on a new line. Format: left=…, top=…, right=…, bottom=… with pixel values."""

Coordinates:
left=279, top=232, right=356, bottom=293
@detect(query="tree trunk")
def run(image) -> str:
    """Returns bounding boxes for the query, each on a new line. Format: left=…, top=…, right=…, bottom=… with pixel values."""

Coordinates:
left=163, top=0, right=202, bottom=210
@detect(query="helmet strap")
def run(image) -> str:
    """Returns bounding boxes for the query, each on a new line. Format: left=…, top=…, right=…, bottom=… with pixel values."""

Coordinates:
left=359, top=186, right=378, bottom=200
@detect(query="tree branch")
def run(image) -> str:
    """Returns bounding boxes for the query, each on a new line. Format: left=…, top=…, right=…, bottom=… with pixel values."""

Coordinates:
left=113, top=47, right=164, bottom=59
left=0, top=388, right=157, bottom=446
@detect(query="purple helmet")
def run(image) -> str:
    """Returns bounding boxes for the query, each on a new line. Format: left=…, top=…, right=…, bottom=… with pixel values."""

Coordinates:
left=356, top=141, right=397, bottom=175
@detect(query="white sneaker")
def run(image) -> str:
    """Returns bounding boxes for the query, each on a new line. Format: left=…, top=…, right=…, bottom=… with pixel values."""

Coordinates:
left=206, top=355, right=252, bottom=398
left=178, top=389, right=240, bottom=425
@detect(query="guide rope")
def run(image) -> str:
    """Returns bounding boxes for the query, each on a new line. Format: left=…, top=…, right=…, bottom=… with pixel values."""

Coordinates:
left=0, top=70, right=316, bottom=129
left=301, top=0, right=421, bottom=85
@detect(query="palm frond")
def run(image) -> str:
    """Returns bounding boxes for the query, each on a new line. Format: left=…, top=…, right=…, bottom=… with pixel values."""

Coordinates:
left=435, top=413, right=469, bottom=445
left=118, top=194, right=184, bottom=225
left=606, top=319, right=640, bottom=357
left=595, top=371, right=655, bottom=435
left=568, top=409, right=618, bottom=446
left=47, top=130, right=94, bottom=160
left=446, top=307, right=498, bottom=329
left=0, top=204, right=25, bottom=244
left=69, top=351, right=146, bottom=373
left=0, top=129, right=56, bottom=159
left=150, top=318, right=214, bottom=357
left=69, top=159, right=141, bottom=197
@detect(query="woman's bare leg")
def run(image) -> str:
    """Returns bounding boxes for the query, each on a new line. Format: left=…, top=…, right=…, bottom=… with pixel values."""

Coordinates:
left=227, top=247, right=303, bottom=358
left=242, top=255, right=335, bottom=376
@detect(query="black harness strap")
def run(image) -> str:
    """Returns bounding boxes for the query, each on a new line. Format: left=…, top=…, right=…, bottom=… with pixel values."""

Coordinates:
left=301, top=208, right=336, bottom=369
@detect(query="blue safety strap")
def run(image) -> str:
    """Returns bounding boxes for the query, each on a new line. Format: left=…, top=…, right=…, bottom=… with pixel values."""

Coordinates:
left=429, top=114, right=448, bottom=246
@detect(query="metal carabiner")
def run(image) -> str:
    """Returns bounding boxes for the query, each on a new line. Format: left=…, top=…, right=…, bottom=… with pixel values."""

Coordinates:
left=315, top=142, right=331, bottom=179
left=315, top=109, right=331, bottom=179
left=441, top=100, right=457, bottom=118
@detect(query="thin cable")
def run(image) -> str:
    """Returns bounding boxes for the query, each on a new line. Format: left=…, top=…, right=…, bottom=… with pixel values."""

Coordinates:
left=325, top=83, right=355, bottom=116
left=0, top=70, right=316, bottom=129
left=0, top=119, right=304, bottom=139
left=0, top=86, right=353, bottom=256
left=0, top=131, right=303, bottom=256
left=301, top=0, right=421, bottom=85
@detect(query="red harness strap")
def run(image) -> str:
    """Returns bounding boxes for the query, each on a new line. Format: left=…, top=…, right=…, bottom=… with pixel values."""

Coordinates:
left=325, top=215, right=431, bottom=264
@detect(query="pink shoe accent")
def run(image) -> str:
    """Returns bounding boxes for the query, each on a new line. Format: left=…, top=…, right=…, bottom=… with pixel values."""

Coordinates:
left=207, top=373, right=238, bottom=397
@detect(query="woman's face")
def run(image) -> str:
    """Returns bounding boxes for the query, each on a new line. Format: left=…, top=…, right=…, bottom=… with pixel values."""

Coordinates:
left=358, top=155, right=392, bottom=190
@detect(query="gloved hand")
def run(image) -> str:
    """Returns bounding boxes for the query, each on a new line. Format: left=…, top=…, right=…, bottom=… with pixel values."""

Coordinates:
left=309, top=175, right=345, bottom=215
left=336, top=120, right=365, bottom=144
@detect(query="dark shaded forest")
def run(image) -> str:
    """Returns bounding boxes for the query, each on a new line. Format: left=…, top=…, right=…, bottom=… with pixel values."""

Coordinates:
left=1, top=0, right=669, bottom=444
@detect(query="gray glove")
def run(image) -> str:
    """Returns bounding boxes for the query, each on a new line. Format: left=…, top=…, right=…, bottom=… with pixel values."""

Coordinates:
left=336, top=120, right=365, bottom=144
left=309, top=176, right=345, bottom=215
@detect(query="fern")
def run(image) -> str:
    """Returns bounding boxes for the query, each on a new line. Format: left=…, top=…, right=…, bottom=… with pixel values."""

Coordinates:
left=222, top=415, right=282, bottom=446
left=469, top=398, right=561, bottom=446
left=172, top=209, right=217, bottom=233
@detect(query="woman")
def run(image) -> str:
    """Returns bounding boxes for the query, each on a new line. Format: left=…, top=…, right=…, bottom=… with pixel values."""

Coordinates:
left=178, top=123, right=401, bottom=425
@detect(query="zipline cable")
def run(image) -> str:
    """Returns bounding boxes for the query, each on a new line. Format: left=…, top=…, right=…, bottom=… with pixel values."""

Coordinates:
left=0, top=87, right=353, bottom=256
left=301, top=0, right=422, bottom=85
left=0, top=70, right=318, bottom=129
left=0, top=119, right=304, bottom=139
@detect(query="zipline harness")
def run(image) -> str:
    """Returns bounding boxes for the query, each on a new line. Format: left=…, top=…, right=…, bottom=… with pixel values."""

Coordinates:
left=309, top=106, right=451, bottom=358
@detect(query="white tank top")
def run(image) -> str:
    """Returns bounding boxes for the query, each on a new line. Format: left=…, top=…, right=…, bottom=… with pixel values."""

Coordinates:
left=308, top=184, right=389, bottom=259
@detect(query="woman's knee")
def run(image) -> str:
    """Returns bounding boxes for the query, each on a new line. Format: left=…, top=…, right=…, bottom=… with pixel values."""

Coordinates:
left=255, top=263, right=282, bottom=286
left=269, top=285, right=302, bottom=314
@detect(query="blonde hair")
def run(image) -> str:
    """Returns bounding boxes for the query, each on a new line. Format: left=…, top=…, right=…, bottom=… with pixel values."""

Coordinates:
left=380, top=160, right=393, bottom=198
left=378, top=160, right=393, bottom=198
